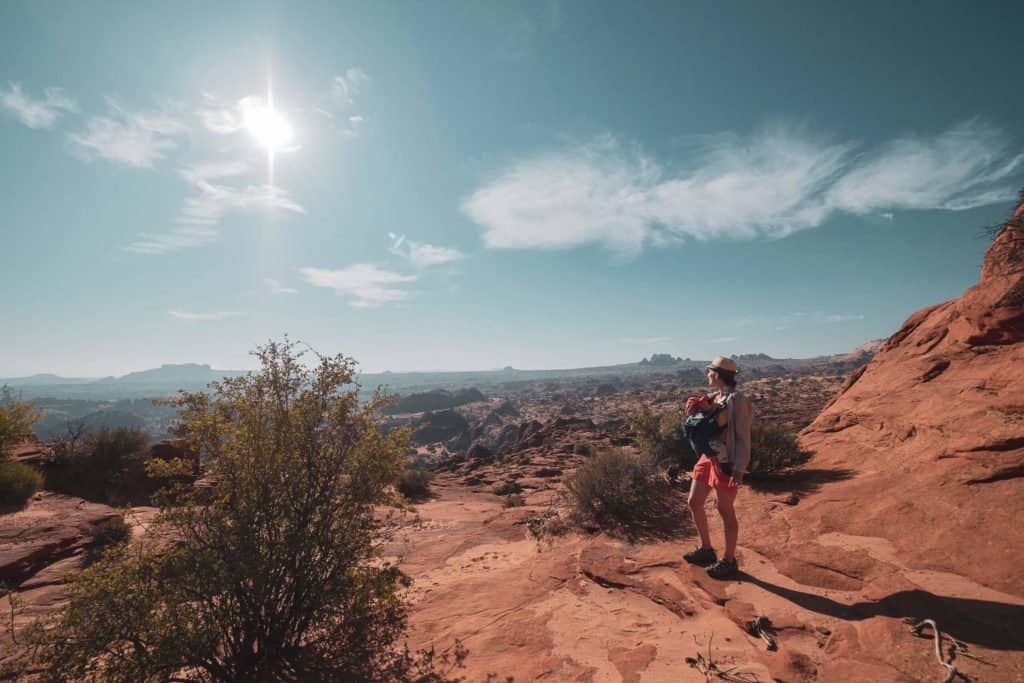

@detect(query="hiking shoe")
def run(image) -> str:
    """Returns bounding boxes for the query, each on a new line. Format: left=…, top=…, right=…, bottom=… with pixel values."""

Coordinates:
left=706, top=558, right=739, bottom=580
left=683, top=547, right=717, bottom=567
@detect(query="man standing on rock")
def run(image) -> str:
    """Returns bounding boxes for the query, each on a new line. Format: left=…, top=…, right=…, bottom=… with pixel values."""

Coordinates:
left=683, top=356, right=753, bottom=580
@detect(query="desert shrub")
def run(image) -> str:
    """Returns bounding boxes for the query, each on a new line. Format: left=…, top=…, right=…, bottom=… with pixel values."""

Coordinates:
left=525, top=500, right=570, bottom=541
left=30, top=339, right=464, bottom=683
left=46, top=427, right=151, bottom=504
left=0, top=387, right=40, bottom=459
left=629, top=406, right=696, bottom=469
left=85, top=428, right=149, bottom=467
left=504, top=493, right=525, bottom=508
left=572, top=442, right=593, bottom=457
left=564, top=449, right=655, bottom=529
left=397, top=467, right=434, bottom=500
left=90, top=515, right=131, bottom=548
left=0, top=461, right=43, bottom=507
left=84, top=515, right=132, bottom=564
left=749, top=422, right=810, bottom=476
left=493, top=479, right=522, bottom=496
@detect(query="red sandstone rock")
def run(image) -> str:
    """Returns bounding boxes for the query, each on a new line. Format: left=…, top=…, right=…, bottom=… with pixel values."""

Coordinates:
left=794, top=202, right=1024, bottom=596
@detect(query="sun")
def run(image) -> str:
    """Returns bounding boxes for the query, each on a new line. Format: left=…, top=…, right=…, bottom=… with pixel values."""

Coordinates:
left=241, top=97, right=293, bottom=152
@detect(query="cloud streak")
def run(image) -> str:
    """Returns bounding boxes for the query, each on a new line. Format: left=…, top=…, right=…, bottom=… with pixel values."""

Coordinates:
left=0, top=82, right=77, bottom=129
left=265, top=277, right=297, bottom=295
left=69, top=98, right=188, bottom=168
left=387, top=233, right=465, bottom=268
left=464, top=121, right=1023, bottom=255
left=124, top=160, right=306, bottom=254
left=300, top=264, right=415, bottom=308
left=333, top=67, right=369, bottom=105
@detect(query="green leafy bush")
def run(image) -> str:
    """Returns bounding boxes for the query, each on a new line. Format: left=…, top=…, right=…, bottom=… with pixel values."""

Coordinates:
left=47, top=427, right=151, bottom=504
left=90, top=516, right=131, bottom=549
left=397, top=468, right=434, bottom=500
left=564, top=449, right=655, bottom=529
left=572, top=442, right=593, bottom=457
left=0, top=387, right=40, bottom=459
left=493, top=480, right=522, bottom=496
left=30, top=339, right=464, bottom=682
left=749, top=422, right=809, bottom=475
left=629, top=406, right=695, bottom=469
left=0, top=461, right=43, bottom=507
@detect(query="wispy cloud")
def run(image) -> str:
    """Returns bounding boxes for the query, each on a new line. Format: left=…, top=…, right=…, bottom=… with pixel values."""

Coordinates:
left=333, top=67, right=369, bottom=105
left=125, top=226, right=221, bottom=255
left=168, top=310, right=244, bottom=321
left=124, top=160, right=306, bottom=254
left=265, top=277, right=297, bottom=295
left=69, top=98, right=188, bottom=167
left=824, top=313, right=865, bottom=323
left=300, top=264, right=415, bottom=308
left=197, top=92, right=243, bottom=135
left=0, top=82, right=77, bottom=129
left=387, top=233, right=465, bottom=267
left=178, top=160, right=252, bottom=185
left=178, top=180, right=305, bottom=226
left=711, top=336, right=738, bottom=344
left=464, top=121, right=1023, bottom=255
left=827, top=120, right=1023, bottom=214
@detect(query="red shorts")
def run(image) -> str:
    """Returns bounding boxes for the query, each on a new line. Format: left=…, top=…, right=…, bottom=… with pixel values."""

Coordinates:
left=692, top=455, right=739, bottom=493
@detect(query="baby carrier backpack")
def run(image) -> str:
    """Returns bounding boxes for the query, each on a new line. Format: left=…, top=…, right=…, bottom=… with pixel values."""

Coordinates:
left=683, top=396, right=731, bottom=473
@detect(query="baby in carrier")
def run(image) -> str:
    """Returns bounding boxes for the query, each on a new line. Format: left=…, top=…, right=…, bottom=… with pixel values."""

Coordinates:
left=683, top=393, right=733, bottom=475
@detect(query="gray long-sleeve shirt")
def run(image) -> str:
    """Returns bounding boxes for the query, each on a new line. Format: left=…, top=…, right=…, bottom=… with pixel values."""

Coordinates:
left=716, top=389, right=753, bottom=473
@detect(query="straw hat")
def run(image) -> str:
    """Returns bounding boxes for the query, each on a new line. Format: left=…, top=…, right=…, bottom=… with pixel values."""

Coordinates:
left=706, top=356, right=739, bottom=374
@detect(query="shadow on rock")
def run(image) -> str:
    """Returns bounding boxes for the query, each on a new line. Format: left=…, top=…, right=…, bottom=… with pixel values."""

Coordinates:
left=746, top=467, right=856, bottom=495
left=743, top=574, right=1024, bottom=650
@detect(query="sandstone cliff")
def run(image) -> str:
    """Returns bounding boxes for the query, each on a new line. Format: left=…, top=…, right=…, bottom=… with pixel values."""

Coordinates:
left=797, top=195, right=1024, bottom=595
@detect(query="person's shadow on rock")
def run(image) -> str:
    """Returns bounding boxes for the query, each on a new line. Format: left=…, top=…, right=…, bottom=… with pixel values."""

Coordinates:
left=742, top=573, right=1024, bottom=651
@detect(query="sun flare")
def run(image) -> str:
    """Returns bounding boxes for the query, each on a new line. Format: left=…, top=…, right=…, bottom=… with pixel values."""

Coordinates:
left=242, top=97, right=293, bottom=152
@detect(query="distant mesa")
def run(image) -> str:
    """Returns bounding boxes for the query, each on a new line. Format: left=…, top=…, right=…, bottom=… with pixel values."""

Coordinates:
left=114, top=363, right=240, bottom=384
left=638, top=353, right=681, bottom=366
left=735, top=352, right=774, bottom=361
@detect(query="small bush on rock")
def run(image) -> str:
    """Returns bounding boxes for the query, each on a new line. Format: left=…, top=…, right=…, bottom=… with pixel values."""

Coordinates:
left=629, top=407, right=696, bottom=470
left=504, top=493, right=525, bottom=508
left=0, top=387, right=40, bottom=459
left=48, top=427, right=151, bottom=504
left=493, top=480, right=522, bottom=496
left=91, top=516, right=131, bottom=548
left=564, top=449, right=655, bottom=529
left=572, top=442, right=592, bottom=457
left=397, top=468, right=434, bottom=499
left=749, top=422, right=809, bottom=476
left=0, top=461, right=43, bottom=507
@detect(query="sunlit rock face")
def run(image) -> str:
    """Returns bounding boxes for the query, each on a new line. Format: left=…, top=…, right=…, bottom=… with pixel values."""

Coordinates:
left=796, top=192, right=1024, bottom=594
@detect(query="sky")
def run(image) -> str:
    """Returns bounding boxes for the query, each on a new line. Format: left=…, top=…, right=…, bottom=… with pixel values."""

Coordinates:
left=2, top=0, right=1024, bottom=376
